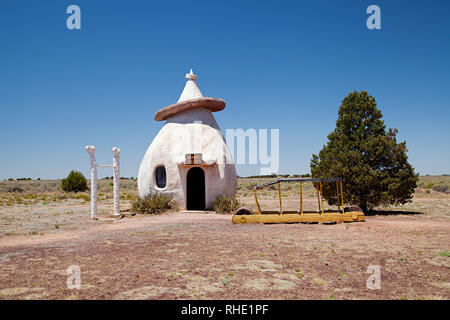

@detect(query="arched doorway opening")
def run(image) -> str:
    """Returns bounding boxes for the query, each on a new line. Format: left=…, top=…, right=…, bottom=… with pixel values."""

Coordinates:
left=186, top=167, right=205, bottom=210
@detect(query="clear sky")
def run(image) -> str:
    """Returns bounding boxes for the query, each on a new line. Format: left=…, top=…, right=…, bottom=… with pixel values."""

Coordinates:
left=0, top=0, right=449, bottom=179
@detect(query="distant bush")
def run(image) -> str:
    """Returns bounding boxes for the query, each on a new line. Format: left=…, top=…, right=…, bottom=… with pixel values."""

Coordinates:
left=131, top=193, right=174, bottom=214
left=432, top=185, right=449, bottom=194
left=61, top=170, right=88, bottom=193
left=212, top=195, right=241, bottom=214
left=7, top=186, right=24, bottom=193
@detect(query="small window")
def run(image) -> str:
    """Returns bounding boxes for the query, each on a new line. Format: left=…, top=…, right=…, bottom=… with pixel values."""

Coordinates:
left=155, top=166, right=166, bottom=188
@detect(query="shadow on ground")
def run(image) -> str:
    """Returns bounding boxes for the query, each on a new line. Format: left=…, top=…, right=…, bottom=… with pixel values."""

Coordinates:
left=365, top=210, right=424, bottom=216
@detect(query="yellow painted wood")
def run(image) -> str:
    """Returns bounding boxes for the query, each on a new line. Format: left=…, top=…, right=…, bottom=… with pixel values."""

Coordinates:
left=232, top=212, right=365, bottom=224
left=336, top=180, right=340, bottom=213
left=316, top=181, right=321, bottom=213
left=300, top=182, right=303, bottom=215
left=319, top=181, right=324, bottom=215
left=277, top=182, right=283, bottom=215
left=254, top=189, right=261, bottom=215
left=247, top=177, right=359, bottom=224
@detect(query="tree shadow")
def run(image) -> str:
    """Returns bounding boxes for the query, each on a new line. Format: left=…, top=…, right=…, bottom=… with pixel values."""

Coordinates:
left=365, top=210, right=424, bottom=216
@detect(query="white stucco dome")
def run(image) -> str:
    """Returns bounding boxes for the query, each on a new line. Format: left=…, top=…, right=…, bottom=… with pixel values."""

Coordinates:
left=137, top=70, right=237, bottom=210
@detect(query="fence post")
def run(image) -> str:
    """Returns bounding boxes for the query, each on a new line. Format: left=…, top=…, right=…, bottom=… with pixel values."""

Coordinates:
left=112, top=147, right=120, bottom=216
left=85, top=145, right=98, bottom=219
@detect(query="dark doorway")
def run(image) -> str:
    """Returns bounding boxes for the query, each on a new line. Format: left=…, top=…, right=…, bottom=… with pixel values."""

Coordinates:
left=186, top=167, right=205, bottom=210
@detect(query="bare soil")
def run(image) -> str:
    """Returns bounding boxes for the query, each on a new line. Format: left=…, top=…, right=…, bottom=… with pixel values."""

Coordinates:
left=0, top=179, right=448, bottom=300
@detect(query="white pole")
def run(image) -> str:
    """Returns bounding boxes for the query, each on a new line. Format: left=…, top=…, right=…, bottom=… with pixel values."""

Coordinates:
left=85, top=145, right=98, bottom=219
left=112, top=147, right=120, bottom=216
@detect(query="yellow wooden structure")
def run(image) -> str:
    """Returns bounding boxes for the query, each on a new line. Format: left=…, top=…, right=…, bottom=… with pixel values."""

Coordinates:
left=232, top=177, right=364, bottom=224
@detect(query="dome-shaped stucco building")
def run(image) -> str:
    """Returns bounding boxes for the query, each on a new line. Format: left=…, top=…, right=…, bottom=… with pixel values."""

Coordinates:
left=138, top=70, right=237, bottom=210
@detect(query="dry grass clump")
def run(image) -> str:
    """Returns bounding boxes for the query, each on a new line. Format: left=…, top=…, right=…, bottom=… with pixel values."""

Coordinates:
left=131, top=193, right=174, bottom=214
left=212, top=195, right=241, bottom=214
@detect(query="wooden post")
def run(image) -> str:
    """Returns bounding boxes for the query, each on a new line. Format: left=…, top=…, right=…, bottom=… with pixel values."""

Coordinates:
left=254, top=189, right=261, bottom=214
left=336, top=180, right=341, bottom=214
left=319, top=181, right=324, bottom=215
left=278, top=182, right=283, bottom=215
left=316, top=181, right=321, bottom=213
left=85, top=145, right=98, bottom=220
left=300, top=182, right=303, bottom=215
left=86, top=145, right=121, bottom=219
left=112, top=147, right=120, bottom=217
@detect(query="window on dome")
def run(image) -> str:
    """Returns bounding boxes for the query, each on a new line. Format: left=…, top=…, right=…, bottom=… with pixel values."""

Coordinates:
left=154, top=166, right=166, bottom=188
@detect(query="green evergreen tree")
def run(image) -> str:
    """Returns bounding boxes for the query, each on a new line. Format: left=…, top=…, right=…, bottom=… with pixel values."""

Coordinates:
left=61, top=170, right=88, bottom=193
left=310, top=91, right=418, bottom=213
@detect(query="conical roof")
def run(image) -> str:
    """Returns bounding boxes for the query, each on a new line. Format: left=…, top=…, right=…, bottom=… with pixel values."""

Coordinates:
left=154, top=69, right=225, bottom=121
left=177, top=69, right=203, bottom=102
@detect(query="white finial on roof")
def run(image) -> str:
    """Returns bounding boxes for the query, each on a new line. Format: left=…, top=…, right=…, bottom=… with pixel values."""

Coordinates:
left=186, top=68, right=197, bottom=80
left=178, top=68, right=203, bottom=102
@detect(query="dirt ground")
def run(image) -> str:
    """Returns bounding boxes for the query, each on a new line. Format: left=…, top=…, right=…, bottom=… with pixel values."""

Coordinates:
left=0, top=179, right=449, bottom=300
left=0, top=202, right=449, bottom=299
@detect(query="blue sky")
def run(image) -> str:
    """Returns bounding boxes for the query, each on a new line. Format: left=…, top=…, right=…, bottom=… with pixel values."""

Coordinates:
left=0, top=0, right=449, bottom=179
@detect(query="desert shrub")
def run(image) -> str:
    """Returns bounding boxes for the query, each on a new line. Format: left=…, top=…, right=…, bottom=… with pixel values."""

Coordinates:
left=131, top=193, right=174, bottom=214
left=61, top=170, right=88, bottom=193
left=432, top=184, right=449, bottom=193
left=212, top=195, right=241, bottom=214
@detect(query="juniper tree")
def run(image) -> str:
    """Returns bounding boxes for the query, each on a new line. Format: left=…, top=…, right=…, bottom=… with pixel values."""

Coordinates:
left=310, top=91, right=418, bottom=212
left=61, top=170, right=88, bottom=193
